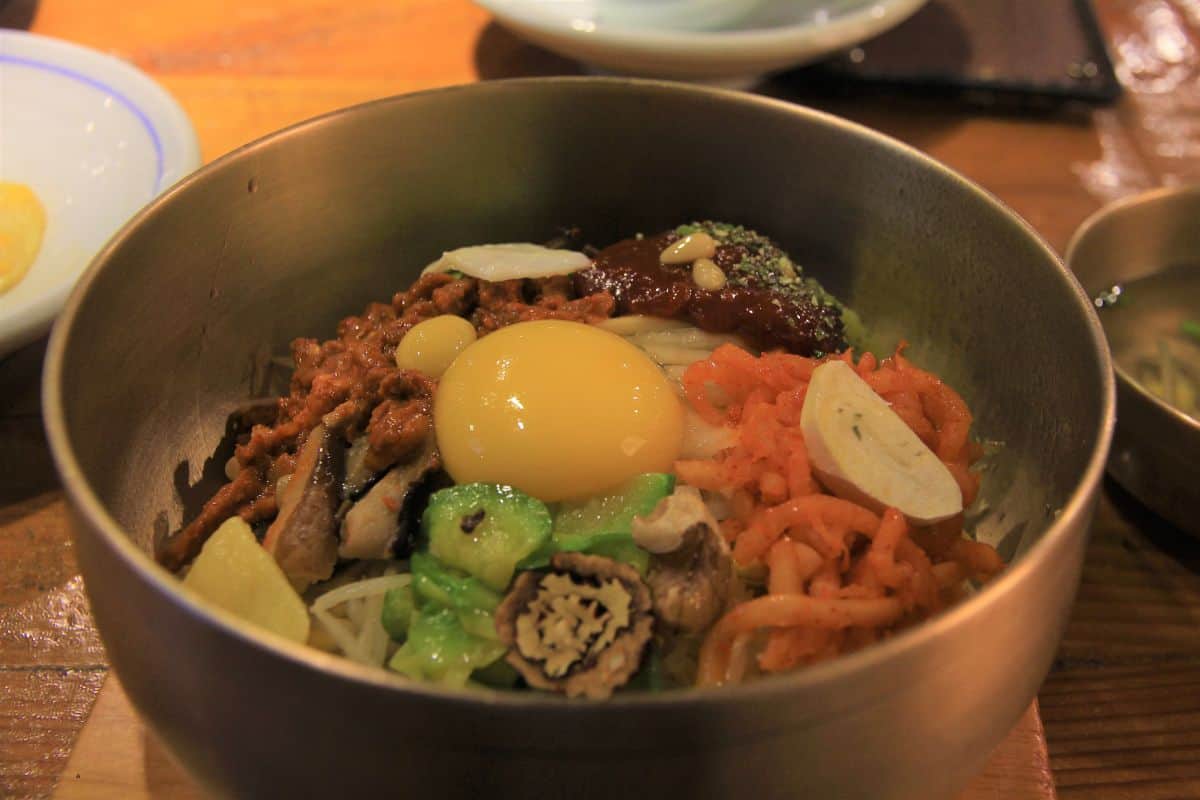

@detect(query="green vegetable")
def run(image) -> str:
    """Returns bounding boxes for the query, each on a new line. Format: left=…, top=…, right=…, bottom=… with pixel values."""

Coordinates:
left=840, top=305, right=868, bottom=352
left=388, top=606, right=507, bottom=686
left=579, top=536, right=650, bottom=574
left=411, top=552, right=502, bottom=640
left=380, top=583, right=415, bottom=641
left=554, top=473, right=674, bottom=539
left=622, top=646, right=664, bottom=693
left=424, top=483, right=552, bottom=591
left=520, top=474, right=672, bottom=574
left=471, top=658, right=521, bottom=689
left=1181, top=319, right=1200, bottom=343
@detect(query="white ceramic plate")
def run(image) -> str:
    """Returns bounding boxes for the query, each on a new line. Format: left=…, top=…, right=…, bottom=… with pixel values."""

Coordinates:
left=0, top=31, right=200, bottom=357
left=474, top=0, right=928, bottom=84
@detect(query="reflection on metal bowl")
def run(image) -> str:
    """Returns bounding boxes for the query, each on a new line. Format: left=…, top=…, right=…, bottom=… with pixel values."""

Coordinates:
left=44, top=78, right=1113, bottom=800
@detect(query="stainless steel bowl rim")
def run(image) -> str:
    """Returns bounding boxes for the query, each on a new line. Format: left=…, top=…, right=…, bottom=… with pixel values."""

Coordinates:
left=42, top=76, right=1116, bottom=711
left=1065, top=183, right=1200, bottom=435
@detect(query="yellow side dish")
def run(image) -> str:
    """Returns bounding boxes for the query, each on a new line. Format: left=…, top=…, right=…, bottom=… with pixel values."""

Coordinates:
left=184, top=517, right=311, bottom=643
left=0, top=181, right=46, bottom=294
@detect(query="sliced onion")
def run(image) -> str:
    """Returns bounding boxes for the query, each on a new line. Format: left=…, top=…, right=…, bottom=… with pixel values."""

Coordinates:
left=423, top=243, right=591, bottom=281
left=312, top=609, right=372, bottom=665
left=638, top=344, right=715, bottom=367
left=629, top=328, right=748, bottom=351
left=359, top=591, right=389, bottom=666
left=680, top=408, right=737, bottom=460
left=596, top=315, right=691, bottom=335
left=310, top=573, right=411, bottom=614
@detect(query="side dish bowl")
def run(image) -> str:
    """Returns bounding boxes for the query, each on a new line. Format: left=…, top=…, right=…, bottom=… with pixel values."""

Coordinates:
left=44, top=78, right=1113, bottom=800
left=1066, top=185, right=1200, bottom=536
left=0, top=30, right=199, bottom=357
left=473, top=0, right=928, bottom=85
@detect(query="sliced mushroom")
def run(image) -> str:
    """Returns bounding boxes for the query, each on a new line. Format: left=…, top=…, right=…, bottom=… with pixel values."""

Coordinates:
left=631, top=486, right=718, bottom=554
left=337, top=440, right=440, bottom=560
left=632, top=487, right=735, bottom=634
left=341, top=435, right=377, bottom=500
left=495, top=553, right=653, bottom=700
left=262, top=424, right=344, bottom=592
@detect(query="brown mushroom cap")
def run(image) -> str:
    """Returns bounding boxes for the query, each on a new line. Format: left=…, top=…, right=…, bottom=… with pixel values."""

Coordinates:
left=337, top=439, right=440, bottom=560
left=645, top=522, right=735, bottom=634
left=262, top=424, right=343, bottom=592
left=495, top=553, right=653, bottom=700
left=633, top=487, right=737, bottom=634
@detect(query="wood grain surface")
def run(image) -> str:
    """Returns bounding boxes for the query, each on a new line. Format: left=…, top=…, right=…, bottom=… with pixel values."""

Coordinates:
left=1042, top=486, right=1200, bottom=800
left=1, top=1, right=1198, bottom=798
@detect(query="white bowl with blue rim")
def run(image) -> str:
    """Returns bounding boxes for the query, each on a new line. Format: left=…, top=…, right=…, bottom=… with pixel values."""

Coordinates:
left=473, top=0, right=928, bottom=85
left=0, top=30, right=200, bottom=357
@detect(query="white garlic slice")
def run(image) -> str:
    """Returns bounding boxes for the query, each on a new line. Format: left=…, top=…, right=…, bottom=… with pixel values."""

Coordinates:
left=422, top=243, right=591, bottom=281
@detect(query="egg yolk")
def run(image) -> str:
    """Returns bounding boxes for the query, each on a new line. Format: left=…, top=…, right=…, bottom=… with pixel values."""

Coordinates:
left=434, top=320, right=684, bottom=502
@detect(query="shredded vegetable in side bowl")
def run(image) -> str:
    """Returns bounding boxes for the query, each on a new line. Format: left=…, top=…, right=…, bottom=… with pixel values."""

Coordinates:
left=163, top=221, right=1003, bottom=697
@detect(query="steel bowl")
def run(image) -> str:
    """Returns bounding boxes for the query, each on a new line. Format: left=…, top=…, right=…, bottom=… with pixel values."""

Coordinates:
left=43, top=78, right=1113, bottom=800
left=1066, top=185, right=1200, bottom=536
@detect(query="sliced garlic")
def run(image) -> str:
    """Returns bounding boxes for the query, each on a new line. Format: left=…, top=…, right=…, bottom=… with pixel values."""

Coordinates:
left=800, top=360, right=962, bottom=525
left=422, top=243, right=591, bottom=281
left=596, top=315, right=691, bottom=335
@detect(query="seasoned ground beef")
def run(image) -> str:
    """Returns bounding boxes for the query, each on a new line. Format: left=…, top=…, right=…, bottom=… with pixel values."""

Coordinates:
left=157, top=272, right=615, bottom=571
left=473, top=274, right=615, bottom=333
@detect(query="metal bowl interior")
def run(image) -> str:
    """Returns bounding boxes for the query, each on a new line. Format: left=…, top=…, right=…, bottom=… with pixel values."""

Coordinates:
left=44, top=78, right=1113, bottom=800
left=1065, top=185, right=1200, bottom=536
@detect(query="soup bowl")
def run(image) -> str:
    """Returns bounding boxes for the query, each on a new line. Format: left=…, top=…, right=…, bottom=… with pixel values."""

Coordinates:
left=1066, top=185, right=1200, bottom=537
left=43, top=77, right=1113, bottom=800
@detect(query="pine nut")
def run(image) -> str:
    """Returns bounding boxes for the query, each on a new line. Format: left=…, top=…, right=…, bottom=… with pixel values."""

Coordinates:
left=660, top=232, right=717, bottom=264
left=692, top=257, right=726, bottom=291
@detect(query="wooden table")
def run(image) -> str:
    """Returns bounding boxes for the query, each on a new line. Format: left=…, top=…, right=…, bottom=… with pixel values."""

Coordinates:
left=3, top=1, right=1199, bottom=798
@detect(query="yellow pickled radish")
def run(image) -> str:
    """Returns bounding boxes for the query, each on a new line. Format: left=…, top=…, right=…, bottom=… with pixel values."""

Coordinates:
left=0, top=181, right=47, bottom=294
left=184, top=517, right=311, bottom=643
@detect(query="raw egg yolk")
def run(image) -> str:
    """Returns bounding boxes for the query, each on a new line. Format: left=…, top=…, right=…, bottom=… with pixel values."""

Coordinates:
left=434, top=320, right=684, bottom=502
